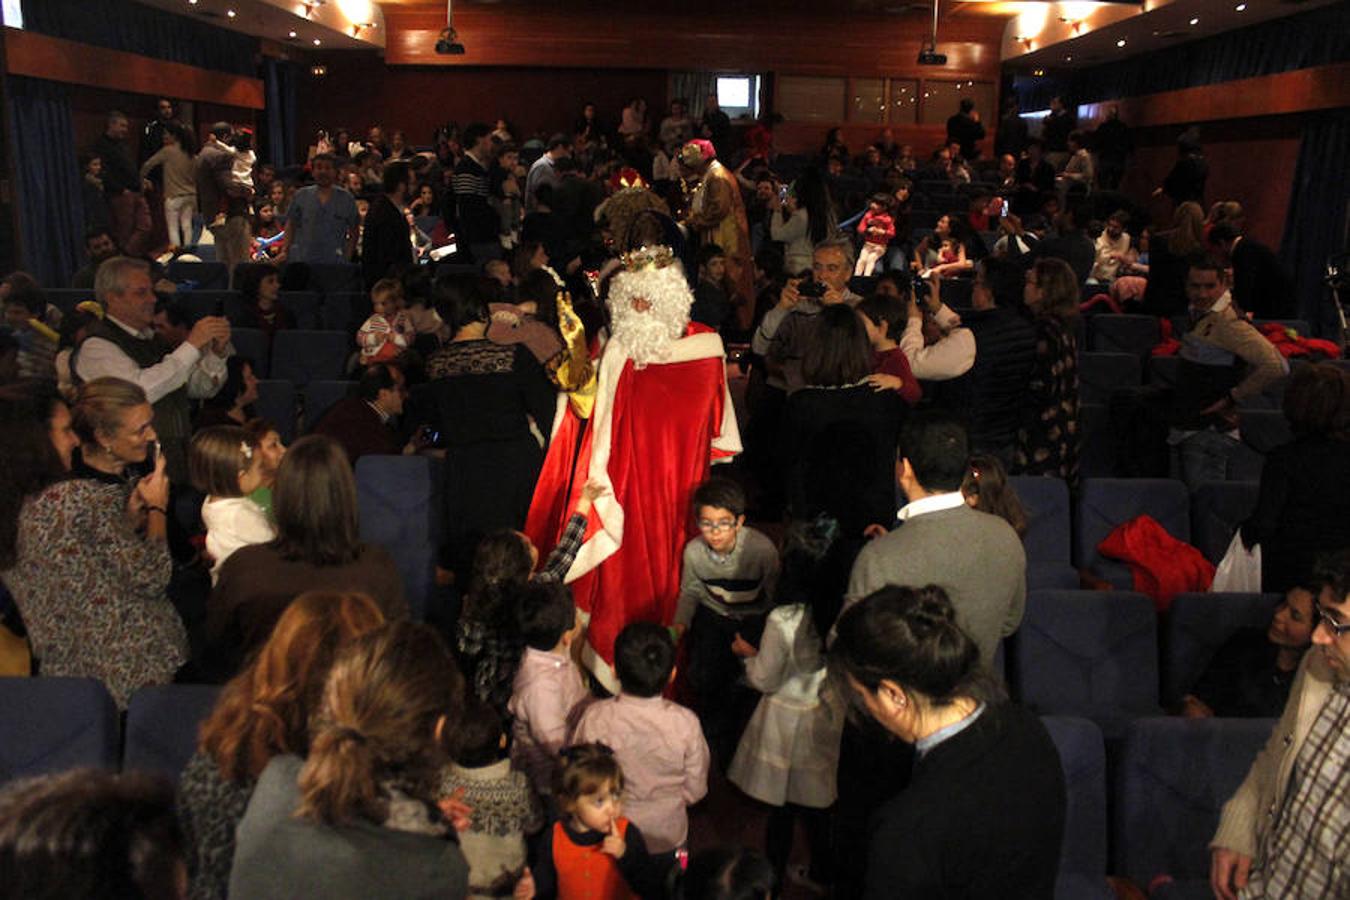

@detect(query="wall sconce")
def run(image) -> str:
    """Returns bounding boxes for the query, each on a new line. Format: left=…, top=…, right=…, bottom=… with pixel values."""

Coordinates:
left=310, top=64, right=327, bottom=76
left=1059, top=17, right=1084, bottom=34
left=350, top=21, right=375, bottom=37
left=1015, top=36, right=1034, bottom=50
left=302, top=0, right=325, bottom=18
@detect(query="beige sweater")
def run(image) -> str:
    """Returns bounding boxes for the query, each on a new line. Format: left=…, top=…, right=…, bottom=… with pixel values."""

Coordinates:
left=1211, top=651, right=1340, bottom=858
left=140, top=143, right=196, bottom=199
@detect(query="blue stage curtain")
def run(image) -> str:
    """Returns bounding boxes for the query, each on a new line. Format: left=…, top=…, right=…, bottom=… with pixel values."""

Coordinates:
left=1280, top=110, right=1350, bottom=337
left=20, top=0, right=258, bottom=76
left=7, top=77, right=85, bottom=288
left=1014, top=4, right=1350, bottom=110
left=263, top=58, right=299, bottom=168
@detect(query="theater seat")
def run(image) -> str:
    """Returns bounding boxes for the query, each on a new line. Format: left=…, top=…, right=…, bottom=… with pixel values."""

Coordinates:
left=231, top=327, right=269, bottom=378
left=1238, top=409, right=1293, bottom=455
left=168, top=260, right=230, bottom=290
left=176, top=291, right=229, bottom=322
left=1041, top=717, right=1113, bottom=900
left=122, top=684, right=221, bottom=779
left=294, top=262, right=361, bottom=296
left=1011, top=590, right=1161, bottom=738
left=355, top=455, right=443, bottom=623
left=1088, top=314, right=1159, bottom=360
left=321, top=292, right=371, bottom=334
left=1161, top=592, right=1283, bottom=706
left=0, top=677, right=119, bottom=782
left=270, top=330, right=350, bottom=386
left=253, top=379, right=297, bottom=443
left=1075, top=478, right=1190, bottom=588
left=1189, top=481, right=1260, bottom=565
left=279, top=291, right=323, bottom=330
left=1148, top=355, right=1181, bottom=389
left=1009, top=476, right=1071, bottom=567
left=1078, top=403, right=1117, bottom=478
left=1114, top=717, right=1274, bottom=894
left=303, top=380, right=356, bottom=432
left=1078, top=352, right=1141, bottom=405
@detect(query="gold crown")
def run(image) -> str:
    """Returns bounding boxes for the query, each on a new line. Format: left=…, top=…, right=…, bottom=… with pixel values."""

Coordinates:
left=619, top=244, right=676, bottom=272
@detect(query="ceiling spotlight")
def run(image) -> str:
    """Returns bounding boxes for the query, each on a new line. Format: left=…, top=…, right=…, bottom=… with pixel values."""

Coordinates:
left=1235, top=3, right=1246, bottom=10
left=226, top=9, right=236, bottom=17
left=1189, top=17, right=1200, bottom=25
left=312, top=38, right=321, bottom=45
left=1064, top=55, right=1073, bottom=62
left=1116, top=38, right=1127, bottom=47
left=288, top=30, right=297, bottom=38
left=351, top=21, right=375, bottom=36
left=189, top=0, right=198, bottom=4
left=302, top=0, right=325, bottom=17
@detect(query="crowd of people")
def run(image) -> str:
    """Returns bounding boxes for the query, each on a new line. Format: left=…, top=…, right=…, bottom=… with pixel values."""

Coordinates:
left=0, top=86, right=1347, bottom=900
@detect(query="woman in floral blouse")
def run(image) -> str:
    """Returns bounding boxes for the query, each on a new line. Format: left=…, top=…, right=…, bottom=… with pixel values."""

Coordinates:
left=6, top=377, right=187, bottom=707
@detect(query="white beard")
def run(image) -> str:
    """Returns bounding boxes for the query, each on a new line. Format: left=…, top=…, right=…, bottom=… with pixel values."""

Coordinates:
left=607, top=264, right=693, bottom=367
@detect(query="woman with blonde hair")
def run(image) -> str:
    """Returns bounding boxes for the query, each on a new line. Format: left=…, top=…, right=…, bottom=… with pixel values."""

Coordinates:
left=179, top=591, right=385, bottom=900
left=1016, top=257, right=1082, bottom=487
left=7, top=376, right=186, bottom=707
left=230, top=621, right=470, bottom=899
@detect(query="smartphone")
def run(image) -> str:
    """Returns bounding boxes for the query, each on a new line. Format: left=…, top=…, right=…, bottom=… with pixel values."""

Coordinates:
left=778, top=185, right=789, bottom=203
left=1000, top=199, right=1009, bottom=218
left=147, top=439, right=160, bottom=469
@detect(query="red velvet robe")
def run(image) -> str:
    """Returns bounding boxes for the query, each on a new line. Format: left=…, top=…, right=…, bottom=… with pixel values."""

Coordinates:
left=525, top=322, right=741, bottom=690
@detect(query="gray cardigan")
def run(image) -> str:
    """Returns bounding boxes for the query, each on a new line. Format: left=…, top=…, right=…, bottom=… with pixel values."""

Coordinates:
left=230, top=755, right=469, bottom=900
left=845, top=503, right=1027, bottom=671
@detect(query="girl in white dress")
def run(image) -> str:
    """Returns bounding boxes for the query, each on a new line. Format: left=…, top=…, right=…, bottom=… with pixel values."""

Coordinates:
left=191, top=425, right=275, bottom=583
left=727, top=516, right=846, bottom=889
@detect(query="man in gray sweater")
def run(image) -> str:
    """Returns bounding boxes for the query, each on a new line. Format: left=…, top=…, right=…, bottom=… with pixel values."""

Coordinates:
left=845, top=413, right=1026, bottom=671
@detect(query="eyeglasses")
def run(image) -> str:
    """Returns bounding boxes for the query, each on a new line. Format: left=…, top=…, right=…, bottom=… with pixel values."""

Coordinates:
left=698, top=518, right=738, bottom=533
left=1314, top=600, right=1350, bottom=637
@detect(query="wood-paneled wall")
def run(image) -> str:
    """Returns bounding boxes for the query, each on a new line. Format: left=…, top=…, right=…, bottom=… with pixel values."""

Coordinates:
left=2, top=27, right=264, bottom=109
left=380, top=7, right=1006, bottom=80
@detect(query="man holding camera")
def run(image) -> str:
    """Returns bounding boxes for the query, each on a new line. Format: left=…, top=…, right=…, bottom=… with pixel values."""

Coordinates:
left=752, top=236, right=862, bottom=393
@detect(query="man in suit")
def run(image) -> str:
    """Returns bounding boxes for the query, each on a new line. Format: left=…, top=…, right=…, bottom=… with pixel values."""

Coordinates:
left=1210, top=221, right=1296, bottom=320
left=1210, top=551, right=1350, bottom=900
left=311, top=364, right=412, bottom=466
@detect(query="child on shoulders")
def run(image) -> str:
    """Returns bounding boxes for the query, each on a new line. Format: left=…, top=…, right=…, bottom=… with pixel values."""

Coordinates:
left=572, top=623, right=710, bottom=854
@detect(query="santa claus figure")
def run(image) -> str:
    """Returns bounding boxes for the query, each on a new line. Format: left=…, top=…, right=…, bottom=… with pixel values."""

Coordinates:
left=525, top=245, right=741, bottom=690
left=680, top=139, right=755, bottom=331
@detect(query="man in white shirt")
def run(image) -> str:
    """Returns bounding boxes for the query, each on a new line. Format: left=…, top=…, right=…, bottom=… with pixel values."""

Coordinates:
left=1089, top=211, right=1132, bottom=284
left=76, top=256, right=231, bottom=481
left=899, top=272, right=976, bottom=381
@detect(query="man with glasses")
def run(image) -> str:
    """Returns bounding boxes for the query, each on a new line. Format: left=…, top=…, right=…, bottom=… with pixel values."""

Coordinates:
left=1211, top=551, right=1350, bottom=900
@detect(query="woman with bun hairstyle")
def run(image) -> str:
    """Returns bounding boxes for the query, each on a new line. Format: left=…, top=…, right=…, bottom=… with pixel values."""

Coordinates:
left=179, top=590, right=385, bottom=900
left=230, top=621, right=470, bottom=899
left=830, top=584, right=1065, bottom=898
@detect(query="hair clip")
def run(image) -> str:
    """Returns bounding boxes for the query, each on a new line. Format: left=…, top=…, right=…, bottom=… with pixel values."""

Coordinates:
left=240, top=441, right=254, bottom=460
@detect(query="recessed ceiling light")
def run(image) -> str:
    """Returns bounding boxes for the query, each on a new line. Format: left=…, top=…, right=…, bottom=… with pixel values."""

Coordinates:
left=288, top=30, right=297, bottom=38
left=313, top=38, right=322, bottom=45
left=1189, top=17, right=1200, bottom=25
left=1116, top=38, right=1127, bottom=47
left=1065, top=55, right=1073, bottom=61
left=1235, top=3, right=1246, bottom=10
left=188, top=0, right=198, bottom=5
left=226, top=9, right=236, bottom=17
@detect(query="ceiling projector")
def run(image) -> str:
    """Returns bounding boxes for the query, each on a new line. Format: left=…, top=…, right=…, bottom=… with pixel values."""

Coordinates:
left=918, top=48, right=947, bottom=65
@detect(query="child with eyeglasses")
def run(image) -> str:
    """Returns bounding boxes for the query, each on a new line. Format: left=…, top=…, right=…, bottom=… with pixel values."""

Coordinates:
left=673, top=478, right=780, bottom=767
